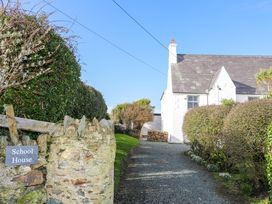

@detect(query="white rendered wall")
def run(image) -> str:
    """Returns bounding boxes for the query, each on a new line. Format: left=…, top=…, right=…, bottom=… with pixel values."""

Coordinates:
left=236, top=94, right=264, bottom=103
left=161, top=40, right=177, bottom=142
left=208, top=67, right=236, bottom=105
left=168, top=93, right=208, bottom=143
left=161, top=90, right=174, bottom=137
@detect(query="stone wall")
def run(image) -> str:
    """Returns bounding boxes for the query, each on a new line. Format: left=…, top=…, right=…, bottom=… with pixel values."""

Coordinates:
left=147, top=130, right=168, bottom=142
left=0, top=116, right=116, bottom=204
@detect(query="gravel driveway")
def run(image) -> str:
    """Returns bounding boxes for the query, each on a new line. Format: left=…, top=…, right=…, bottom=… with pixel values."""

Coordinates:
left=115, top=141, right=232, bottom=204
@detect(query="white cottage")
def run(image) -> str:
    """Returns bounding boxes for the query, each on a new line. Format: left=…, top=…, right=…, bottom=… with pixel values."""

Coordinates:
left=161, top=39, right=272, bottom=143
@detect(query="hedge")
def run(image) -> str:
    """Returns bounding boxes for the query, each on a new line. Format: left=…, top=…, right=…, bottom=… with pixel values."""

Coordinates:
left=69, top=82, right=107, bottom=120
left=223, top=99, right=272, bottom=192
left=0, top=11, right=107, bottom=122
left=0, top=31, right=81, bottom=122
left=267, top=123, right=272, bottom=200
left=183, top=105, right=231, bottom=167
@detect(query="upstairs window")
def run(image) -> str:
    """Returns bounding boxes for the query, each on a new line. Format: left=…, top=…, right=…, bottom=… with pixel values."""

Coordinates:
left=188, top=95, right=199, bottom=109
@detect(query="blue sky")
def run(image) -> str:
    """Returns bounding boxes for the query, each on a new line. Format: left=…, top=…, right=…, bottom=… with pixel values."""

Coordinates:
left=23, top=0, right=272, bottom=112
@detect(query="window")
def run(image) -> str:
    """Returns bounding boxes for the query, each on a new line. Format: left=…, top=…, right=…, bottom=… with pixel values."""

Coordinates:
left=187, top=95, right=199, bottom=109
left=248, top=96, right=259, bottom=101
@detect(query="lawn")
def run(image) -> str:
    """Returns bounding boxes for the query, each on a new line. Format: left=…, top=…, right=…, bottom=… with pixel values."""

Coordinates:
left=114, top=133, right=139, bottom=189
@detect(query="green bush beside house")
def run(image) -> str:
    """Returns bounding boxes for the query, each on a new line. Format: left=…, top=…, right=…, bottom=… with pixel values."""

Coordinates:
left=267, top=124, right=272, bottom=201
left=183, top=105, right=231, bottom=168
left=222, top=100, right=272, bottom=193
left=183, top=99, right=272, bottom=199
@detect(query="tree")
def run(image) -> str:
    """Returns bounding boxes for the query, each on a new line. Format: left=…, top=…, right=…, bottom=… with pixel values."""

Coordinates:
left=111, top=103, right=129, bottom=124
left=256, top=68, right=272, bottom=96
left=111, top=99, right=154, bottom=130
left=0, top=2, right=59, bottom=94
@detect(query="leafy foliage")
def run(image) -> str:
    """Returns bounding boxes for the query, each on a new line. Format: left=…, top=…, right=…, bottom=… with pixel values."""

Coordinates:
left=183, top=105, right=231, bottom=168
left=111, top=103, right=129, bottom=124
left=70, top=82, right=107, bottom=120
left=221, top=98, right=236, bottom=107
left=266, top=123, right=272, bottom=200
left=256, top=68, right=272, bottom=96
left=223, top=99, right=272, bottom=192
left=111, top=99, right=154, bottom=130
left=0, top=4, right=59, bottom=94
left=0, top=31, right=81, bottom=122
left=0, top=4, right=107, bottom=122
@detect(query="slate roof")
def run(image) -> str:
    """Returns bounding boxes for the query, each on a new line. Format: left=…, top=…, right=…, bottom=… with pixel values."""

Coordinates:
left=172, top=54, right=272, bottom=94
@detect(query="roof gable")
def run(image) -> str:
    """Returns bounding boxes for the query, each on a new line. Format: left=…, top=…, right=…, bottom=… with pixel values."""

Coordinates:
left=172, top=54, right=272, bottom=94
left=209, top=66, right=235, bottom=90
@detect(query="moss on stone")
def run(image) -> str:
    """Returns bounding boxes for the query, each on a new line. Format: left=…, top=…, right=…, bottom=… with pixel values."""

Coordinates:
left=0, top=185, right=25, bottom=204
left=17, top=189, right=46, bottom=204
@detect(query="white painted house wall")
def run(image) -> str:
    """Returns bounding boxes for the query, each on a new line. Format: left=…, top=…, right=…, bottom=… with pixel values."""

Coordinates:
left=161, top=40, right=267, bottom=143
left=168, top=93, right=207, bottom=143
left=208, top=67, right=236, bottom=105
left=166, top=91, right=263, bottom=143
left=161, top=89, right=175, bottom=140
left=236, top=94, right=263, bottom=102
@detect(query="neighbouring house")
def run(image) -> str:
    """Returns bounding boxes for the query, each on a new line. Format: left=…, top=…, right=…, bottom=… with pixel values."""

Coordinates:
left=140, top=113, right=161, bottom=137
left=161, top=39, right=272, bottom=143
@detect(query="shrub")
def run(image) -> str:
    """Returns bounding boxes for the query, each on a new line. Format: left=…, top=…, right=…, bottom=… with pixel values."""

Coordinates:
left=267, top=123, right=272, bottom=199
left=221, top=98, right=236, bottom=107
left=0, top=6, right=54, bottom=94
left=183, top=106, right=209, bottom=152
left=183, top=105, right=231, bottom=167
left=70, top=82, right=107, bottom=120
left=111, top=103, right=130, bottom=124
left=222, top=99, right=272, bottom=192
left=0, top=10, right=81, bottom=122
left=111, top=99, right=154, bottom=130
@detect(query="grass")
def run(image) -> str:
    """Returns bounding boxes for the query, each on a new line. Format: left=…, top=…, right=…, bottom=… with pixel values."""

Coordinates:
left=114, top=133, right=139, bottom=189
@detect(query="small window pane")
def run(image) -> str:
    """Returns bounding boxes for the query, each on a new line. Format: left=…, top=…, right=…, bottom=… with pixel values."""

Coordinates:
left=187, top=95, right=199, bottom=109
left=194, top=102, right=199, bottom=107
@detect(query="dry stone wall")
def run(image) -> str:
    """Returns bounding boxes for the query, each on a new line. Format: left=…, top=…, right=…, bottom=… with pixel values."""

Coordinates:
left=0, top=116, right=116, bottom=204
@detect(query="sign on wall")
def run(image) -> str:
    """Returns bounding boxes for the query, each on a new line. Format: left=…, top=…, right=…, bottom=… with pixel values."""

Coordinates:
left=5, top=146, right=38, bottom=166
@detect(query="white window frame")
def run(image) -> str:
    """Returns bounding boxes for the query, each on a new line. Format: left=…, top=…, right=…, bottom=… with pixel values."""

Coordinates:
left=187, top=95, right=199, bottom=109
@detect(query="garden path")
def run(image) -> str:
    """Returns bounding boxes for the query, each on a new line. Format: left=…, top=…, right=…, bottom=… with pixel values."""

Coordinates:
left=115, top=141, right=234, bottom=204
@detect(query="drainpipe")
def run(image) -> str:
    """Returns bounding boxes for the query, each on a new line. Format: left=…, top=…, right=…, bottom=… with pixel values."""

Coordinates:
left=206, top=89, right=209, bottom=105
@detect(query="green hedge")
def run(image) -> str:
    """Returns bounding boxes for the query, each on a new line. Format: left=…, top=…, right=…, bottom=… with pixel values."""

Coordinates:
left=223, top=99, right=272, bottom=192
left=70, top=82, right=107, bottom=120
left=0, top=32, right=81, bottom=122
left=183, top=105, right=231, bottom=166
left=266, top=123, right=272, bottom=200
left=0, top=11, right=108, bottom=122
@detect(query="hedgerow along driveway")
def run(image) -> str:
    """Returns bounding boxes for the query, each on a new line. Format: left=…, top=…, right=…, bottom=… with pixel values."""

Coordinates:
left=115, top=141, right=233, bottom=204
